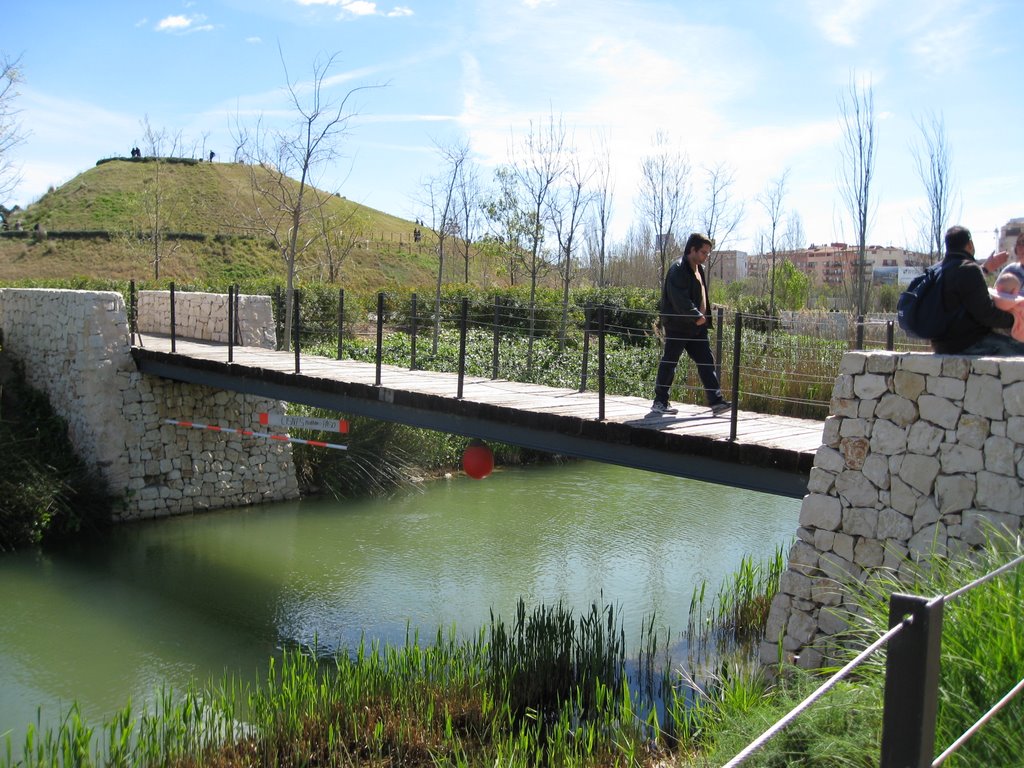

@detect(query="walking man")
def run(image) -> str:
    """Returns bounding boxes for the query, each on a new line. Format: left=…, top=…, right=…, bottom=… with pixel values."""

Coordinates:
left=652, top=232, right=731, bottom=415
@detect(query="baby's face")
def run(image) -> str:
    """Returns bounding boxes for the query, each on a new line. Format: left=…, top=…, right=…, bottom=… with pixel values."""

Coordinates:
left=999, top=278, right=1021, bottom=294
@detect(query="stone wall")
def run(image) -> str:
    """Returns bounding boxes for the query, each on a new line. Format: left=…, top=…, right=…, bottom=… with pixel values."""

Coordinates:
left=0, top=288, right=299, bottom=520
left=762, top=351, right=1024, bottom=669
left=136, top=289, right=276, bottom=348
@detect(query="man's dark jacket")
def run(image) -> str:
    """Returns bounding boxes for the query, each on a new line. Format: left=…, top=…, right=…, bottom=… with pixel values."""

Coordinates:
left=932, top=250, right=1013, bottom=354
left=659, top=256, right=713, bottom=335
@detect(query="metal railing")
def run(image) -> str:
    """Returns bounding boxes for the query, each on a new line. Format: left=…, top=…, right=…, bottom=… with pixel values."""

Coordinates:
left=724, top=553, right=1024, bottom=767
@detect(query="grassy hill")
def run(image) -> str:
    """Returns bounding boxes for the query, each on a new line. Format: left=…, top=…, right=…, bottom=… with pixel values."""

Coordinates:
left=0, top=158, right=481, bottom=291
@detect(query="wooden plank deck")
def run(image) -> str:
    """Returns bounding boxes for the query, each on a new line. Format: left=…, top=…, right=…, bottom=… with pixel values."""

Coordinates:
left=132, top=333, right=826, bottom=498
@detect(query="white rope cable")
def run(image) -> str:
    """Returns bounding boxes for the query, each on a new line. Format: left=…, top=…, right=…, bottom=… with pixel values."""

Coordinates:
left=932, top=676, right=1024, bottom=767
left=722, top=617, right=911, bottom=767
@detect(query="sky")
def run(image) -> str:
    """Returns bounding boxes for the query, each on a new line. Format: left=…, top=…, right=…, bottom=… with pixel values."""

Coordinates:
left=3, top=0, right=1023, bottom=256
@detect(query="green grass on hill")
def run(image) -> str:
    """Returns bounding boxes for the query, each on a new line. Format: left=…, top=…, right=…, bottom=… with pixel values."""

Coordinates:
left=0, top=158, right=496, bottom=292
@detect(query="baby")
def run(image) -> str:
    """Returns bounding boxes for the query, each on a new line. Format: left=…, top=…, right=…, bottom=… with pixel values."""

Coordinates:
left=989, top=272, right=1024, bottom=342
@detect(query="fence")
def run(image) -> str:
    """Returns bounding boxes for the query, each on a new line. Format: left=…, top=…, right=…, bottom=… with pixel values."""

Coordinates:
left=723, top=552, right=1024, bottom=767
left=132, top=283, right=931, bottom=428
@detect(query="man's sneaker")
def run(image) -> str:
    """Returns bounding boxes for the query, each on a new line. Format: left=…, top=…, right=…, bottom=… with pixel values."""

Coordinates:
left=651, top=401, right=678, bottom=415
left=711, top=399, right=732, bottom=416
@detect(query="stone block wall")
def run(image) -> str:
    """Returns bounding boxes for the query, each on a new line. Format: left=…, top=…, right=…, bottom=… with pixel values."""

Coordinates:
left=137, top=290, right=276, bottom=348
left=0, top=288, right=299, bottom=520
left=762, top=351, right=1024, bottom=669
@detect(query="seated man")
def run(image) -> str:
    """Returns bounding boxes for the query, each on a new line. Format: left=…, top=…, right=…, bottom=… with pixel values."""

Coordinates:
left=931, top=225, right=1024, bottom=356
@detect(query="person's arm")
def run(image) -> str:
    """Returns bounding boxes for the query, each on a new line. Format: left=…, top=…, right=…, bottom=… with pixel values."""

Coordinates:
left=981, top=250, right=1010, bottom=277
left=665, top=265, right=702, bottom=320
left=961, top=263, right=1014, bottom=329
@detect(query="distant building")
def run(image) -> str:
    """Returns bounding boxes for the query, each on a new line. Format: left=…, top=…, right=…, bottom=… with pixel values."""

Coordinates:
left=746, top=243, right=927, bottom=286
left=998, top=217, right=1024, bottom=253
left=708, top=249, right=747, bottom=283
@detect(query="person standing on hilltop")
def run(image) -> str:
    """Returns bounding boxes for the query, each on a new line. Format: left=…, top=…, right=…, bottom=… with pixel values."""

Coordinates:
left=651, top=232, right=731, bottom=415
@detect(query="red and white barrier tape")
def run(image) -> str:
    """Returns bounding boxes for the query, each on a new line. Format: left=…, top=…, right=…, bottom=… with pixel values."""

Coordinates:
left=163, top=419, right=348, bottom=451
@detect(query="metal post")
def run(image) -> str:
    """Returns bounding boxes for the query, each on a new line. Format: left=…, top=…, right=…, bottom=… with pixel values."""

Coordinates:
left=886, top=319, right=894, bottom=351
left=227, top=285, right=234, bottom=363
left=730, top=312, right=742, bottom=441
left=880, top=593, right=943, bottom=768
left=233, top=284, right=240, bottom=345
left=375, top=292, right=384, bottom=387
left=129, top=280, right=137, bottom=346
left=579, top=304, right=591, bottom=392
left=492, top=296, right=501, bottom=380
left=169, top=281, right=176, bottom=353
left=715, top=306, right=724, bottom=383
left=856, top=314, right=865, bottom=350
left=292, top=289, right=301, bottom=374
left=336, top=288, right=345, bottom=360
left=410, top=293, right=418, bottom=371
left=597, top=304, right=606, bottom=421
left=457, top=297, right=468, bottom=399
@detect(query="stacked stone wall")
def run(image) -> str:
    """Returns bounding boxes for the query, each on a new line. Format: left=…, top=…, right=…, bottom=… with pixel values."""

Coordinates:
left=137, top=290, right=276, bottom=348
left=762, top=351, right=1024, bottom=669
left=0, top=288, right=298, bottom=520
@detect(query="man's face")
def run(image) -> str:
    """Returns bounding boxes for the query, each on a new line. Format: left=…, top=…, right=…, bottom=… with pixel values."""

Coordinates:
left=690, top=244, right=712, bottom=265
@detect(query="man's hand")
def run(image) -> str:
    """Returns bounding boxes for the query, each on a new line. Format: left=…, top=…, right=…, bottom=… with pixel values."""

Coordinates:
left=695, top=313, right=707, bottom=326
left=985, top=250, right=1010, bottom=273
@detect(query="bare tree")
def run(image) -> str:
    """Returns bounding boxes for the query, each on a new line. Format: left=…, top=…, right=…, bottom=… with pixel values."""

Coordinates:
left=421, top=139, right=469, bottom=353
left=548, top=148, right=593, bottom=349
left=311, top=189, right=367, bottom=283
left=697, top=161, right=744, bottom=276
left=911, top=110, right=956, bottom=264
left=637, top=130, right=691, bottom=283
left=0, top=53, right=25, bottom=207
left=784, top=210, right=805, bottom=252
left=586, top=129, right=614, bottom=287
left=509, top=112, right=567, bottom=374
left=454, top=155, right=481, bottom=284
left=837, top=73, right=877, bottom=315
left=233, top=48, right=381, bottom=348
left=134, top=116, right=190, bottom=279
left=758, top=169, right=790, bottom=319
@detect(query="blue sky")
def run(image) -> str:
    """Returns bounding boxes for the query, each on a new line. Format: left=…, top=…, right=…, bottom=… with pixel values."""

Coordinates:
left=4, top=0, right=1022, bottom=255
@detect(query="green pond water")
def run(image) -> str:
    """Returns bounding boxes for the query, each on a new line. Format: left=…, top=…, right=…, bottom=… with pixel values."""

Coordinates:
left=0, top=460, right=800, bottom=746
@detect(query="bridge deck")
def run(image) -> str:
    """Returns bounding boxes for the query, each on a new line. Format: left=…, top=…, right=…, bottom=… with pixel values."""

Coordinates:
left=132, top=334, right=825, bottom=498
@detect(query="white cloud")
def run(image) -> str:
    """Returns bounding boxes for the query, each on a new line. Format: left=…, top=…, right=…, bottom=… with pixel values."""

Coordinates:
left=805, top=0, right=882, bottom=46
left=155, top=14, right=212, bottom=33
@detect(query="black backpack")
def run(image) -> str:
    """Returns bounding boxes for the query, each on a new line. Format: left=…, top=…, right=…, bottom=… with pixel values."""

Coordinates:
left=896, top=262, right=962, bottom=340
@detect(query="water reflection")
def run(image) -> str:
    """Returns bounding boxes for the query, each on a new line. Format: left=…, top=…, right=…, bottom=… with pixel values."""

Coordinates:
left=0, top=461, right=799, bottom=744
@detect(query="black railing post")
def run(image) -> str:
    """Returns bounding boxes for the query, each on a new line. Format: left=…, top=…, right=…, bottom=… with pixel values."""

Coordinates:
left=856, top=314, right=865, bottom=350
left=410, top=293, right=418, bottom=371
left=715, top=306, right=724, bottom=383
left=491, top=296, right=501, bottom=380
left=457, top=297, right=468, bottom=399
left=375, top=292, right=384, bottom=387
left=597, top=304, right=606, bottom=421
left=336, top=288, right=345, bottom=360
left=129, top=280, right=137, bottom=346
left=273, top=286, right=284, bottom=350
left=292, top=289, right=301, bottom=374
left=233, top=284, right=241, bottom=345
left=730, top=312, right=742, bottom=441
left=579, top=303, right=591, bottom=392
left=880, top=593, right=943, bottom=768
left=886, top=319, right=894, bottom=351
left=227, top=285, right=234, bottom=363
left=169, top=281, right=176, bottom=353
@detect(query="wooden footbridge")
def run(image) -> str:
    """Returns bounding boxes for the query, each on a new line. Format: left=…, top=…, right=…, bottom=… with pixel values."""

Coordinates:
left=132, top=332, right=825, bottom=498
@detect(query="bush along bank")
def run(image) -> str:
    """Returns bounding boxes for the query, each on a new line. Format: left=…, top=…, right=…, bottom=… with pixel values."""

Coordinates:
left=0, top=346, right=114, bottom=551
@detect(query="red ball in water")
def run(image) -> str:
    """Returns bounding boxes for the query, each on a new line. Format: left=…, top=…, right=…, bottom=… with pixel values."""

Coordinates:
left=462, top=439, right=494, bottom=480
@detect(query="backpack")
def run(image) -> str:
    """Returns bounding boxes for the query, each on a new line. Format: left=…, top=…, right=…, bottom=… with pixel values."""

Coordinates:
left=896, top=262, right=962, bottom=340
